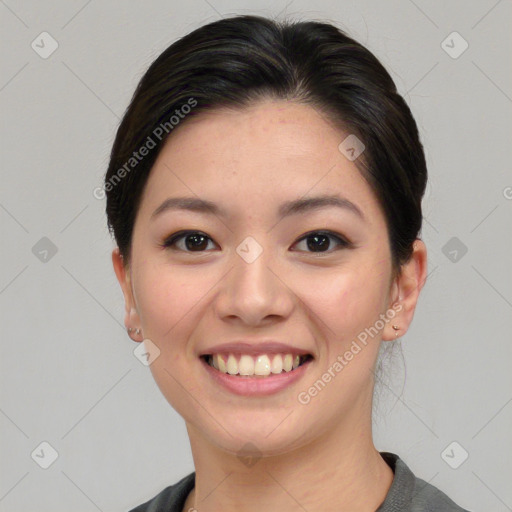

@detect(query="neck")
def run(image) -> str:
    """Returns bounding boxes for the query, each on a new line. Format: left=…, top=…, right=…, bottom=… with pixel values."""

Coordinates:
left=183, top=416, right=394, bottom=512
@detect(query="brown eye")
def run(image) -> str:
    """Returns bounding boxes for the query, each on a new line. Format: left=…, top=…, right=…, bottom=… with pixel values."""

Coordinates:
left=292, top=231, right=351, bottom=253
left=161, top=231, right=216, bottom=252
left=161, top=229, right=351, bottom=254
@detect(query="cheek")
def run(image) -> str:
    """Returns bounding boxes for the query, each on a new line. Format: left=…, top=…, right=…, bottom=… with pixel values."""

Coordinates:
left=303, top=267, right=388, bottom=341
left=136, top=266, right=209, bottom=414
left=135, top=265, right=205, bottom=340
left=304, top=271, right=387, bottom=406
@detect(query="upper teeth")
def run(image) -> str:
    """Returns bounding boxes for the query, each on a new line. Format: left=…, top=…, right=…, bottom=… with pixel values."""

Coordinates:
left=208, top=353, right=303, bottom=376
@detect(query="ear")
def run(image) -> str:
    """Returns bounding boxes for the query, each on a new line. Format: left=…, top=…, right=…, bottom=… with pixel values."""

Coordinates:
left=112, top=247, right=143, bottom=342
left=382, top=239, right=428, bottom=341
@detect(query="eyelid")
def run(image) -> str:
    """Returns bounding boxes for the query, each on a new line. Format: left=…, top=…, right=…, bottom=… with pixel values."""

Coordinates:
left=160, top=229, right=351, bottom=252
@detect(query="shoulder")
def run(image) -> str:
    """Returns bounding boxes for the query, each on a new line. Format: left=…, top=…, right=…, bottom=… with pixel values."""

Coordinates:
left=127, top=472, right=195, bottom=512
left=411, top=475, right=472, bottom=512
left=378, top=452, right=472, bottom=512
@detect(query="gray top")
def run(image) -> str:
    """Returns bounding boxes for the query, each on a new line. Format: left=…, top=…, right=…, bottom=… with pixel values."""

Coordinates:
left=128, top=452, right=471, bottom=512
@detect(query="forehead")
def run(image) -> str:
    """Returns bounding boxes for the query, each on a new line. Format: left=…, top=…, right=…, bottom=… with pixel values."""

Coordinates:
left=161, top=99, right=349, bottom=164
left=137, top=100, right=382, bottom=226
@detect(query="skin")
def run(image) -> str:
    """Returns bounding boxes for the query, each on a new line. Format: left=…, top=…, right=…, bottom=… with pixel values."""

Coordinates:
left=112, top=99, right=427, bottom=512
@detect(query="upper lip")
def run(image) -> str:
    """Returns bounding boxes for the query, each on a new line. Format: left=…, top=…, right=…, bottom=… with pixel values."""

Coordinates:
left=198, top=340, right=314, bottom=358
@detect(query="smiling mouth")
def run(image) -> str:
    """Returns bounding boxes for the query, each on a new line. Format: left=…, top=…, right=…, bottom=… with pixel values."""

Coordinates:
left=200, top=353, right=314, bottom=378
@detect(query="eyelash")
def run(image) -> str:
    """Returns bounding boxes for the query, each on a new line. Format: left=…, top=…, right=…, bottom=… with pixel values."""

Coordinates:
left=160, top=230, right=352, bottom=254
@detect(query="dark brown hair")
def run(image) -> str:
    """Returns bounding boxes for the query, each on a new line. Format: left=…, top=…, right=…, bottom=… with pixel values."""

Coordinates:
left=104, top=14, right=427, bottom=280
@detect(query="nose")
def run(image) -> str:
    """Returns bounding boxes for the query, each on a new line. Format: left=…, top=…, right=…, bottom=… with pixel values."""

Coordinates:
left=213, top=240, right=294, bottom=326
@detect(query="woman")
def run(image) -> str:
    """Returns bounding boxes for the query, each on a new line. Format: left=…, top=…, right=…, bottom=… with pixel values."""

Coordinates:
left=105, top=14, right=471, bottom=512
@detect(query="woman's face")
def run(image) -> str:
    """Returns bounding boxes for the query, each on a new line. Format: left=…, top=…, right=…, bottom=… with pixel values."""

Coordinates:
left=114, top=100, right=413, bottom=456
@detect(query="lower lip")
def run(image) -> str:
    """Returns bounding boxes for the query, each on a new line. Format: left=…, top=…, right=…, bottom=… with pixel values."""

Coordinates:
left=200, top=357, right=313, bottom=396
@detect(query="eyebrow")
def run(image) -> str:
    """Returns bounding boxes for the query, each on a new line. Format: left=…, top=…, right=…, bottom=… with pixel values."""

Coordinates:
left=151, top=194, right=365, bottom=221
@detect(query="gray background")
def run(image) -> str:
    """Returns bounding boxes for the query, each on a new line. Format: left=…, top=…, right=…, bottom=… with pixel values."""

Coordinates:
left=1, top=0, right=511, bottom=510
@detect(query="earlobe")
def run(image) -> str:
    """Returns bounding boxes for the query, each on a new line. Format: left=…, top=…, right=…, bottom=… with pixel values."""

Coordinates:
left=384, top=239, right=428, bottom=341
left=112, top=248, right=144, bottom=342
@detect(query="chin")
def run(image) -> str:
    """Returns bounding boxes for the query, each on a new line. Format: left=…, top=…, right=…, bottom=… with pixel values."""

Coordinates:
left=198, top=417, right=315, bottom=459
